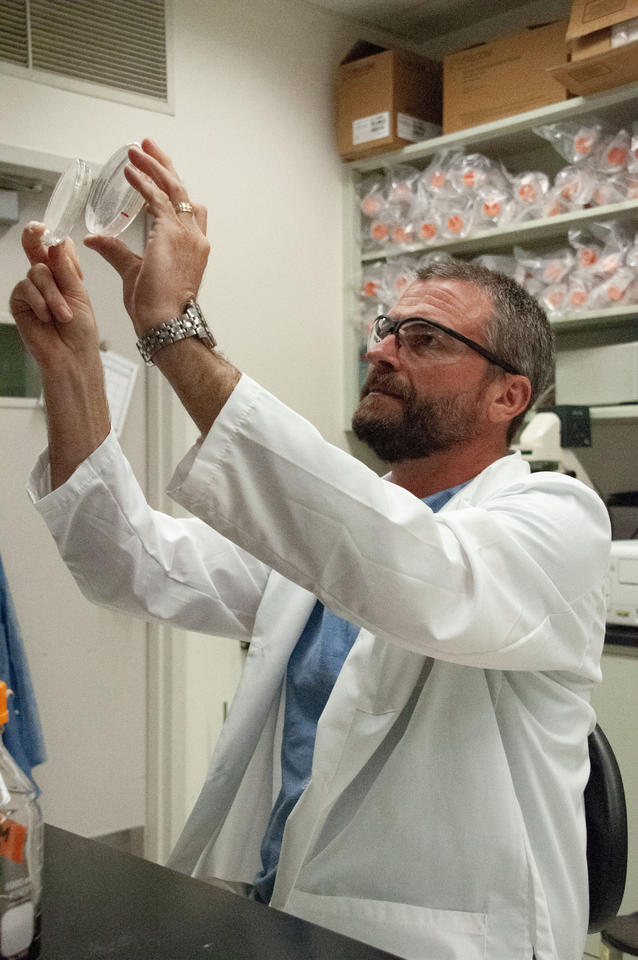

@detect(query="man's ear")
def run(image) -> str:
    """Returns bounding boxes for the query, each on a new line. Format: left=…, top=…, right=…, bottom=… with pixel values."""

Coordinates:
left=487, top=374, right=532, bottom=428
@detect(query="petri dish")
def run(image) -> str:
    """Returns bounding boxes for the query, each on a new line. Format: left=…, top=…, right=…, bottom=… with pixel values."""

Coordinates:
left=42, top=159, right=93, bottom=247
left=85, top=143, right=145, bottom=237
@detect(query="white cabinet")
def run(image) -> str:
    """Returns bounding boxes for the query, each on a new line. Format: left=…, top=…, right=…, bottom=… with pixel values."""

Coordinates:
left=342, top=81, right=638, bottom=431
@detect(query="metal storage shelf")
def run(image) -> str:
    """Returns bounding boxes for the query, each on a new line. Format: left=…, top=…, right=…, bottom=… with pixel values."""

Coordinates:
left=349, top=81, right=638, bottom=174
left=550, top=304, right=638, bottom=332
left=361, top=200, right=638, bottom=262
left=342, top=83, right=638, bottom=428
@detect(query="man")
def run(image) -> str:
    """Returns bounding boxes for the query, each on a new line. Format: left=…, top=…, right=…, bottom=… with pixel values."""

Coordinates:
left=11, top=140, right=610, bottom=960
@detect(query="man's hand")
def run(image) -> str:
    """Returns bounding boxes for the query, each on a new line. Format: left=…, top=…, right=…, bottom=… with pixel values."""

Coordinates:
left=10, top=223, right=110, bottom=489
left=84, top=138, right=210, bottom=335
left=10, top=224, right=101, bottom=372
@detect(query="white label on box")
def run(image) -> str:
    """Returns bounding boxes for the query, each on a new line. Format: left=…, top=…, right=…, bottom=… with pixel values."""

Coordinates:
left=353, top=112, right=390, bottom=145
left=397, top=113, right=440, bottom=143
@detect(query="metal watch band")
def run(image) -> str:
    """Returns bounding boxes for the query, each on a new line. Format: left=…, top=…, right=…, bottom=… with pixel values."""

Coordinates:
left=136, top=300, right=216, bottom=366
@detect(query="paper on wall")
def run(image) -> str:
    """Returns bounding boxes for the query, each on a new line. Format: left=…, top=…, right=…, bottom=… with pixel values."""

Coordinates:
left=100, top=349, right=139, bottom=437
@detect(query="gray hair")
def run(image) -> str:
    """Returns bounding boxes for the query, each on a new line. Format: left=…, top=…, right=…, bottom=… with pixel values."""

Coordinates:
left=414, top=257, right=554, bottom=442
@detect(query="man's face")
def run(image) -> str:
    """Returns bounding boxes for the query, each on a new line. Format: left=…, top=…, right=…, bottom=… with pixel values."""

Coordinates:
left=352, top=278, right=498, bottom=463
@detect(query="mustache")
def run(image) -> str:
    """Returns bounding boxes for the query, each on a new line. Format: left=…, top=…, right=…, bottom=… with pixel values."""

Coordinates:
left=360, top=371, right=414, bottom=402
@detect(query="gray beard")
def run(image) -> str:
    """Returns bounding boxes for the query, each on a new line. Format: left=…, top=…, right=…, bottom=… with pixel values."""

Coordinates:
left=352, top=370, right=481, bottom=463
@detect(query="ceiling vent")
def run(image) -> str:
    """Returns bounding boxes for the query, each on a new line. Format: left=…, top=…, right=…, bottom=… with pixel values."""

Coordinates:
left=0, top=0, right=169, bottom=107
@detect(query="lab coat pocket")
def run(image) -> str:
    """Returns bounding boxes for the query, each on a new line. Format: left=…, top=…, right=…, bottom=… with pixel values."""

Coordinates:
left=285, top=889, right=487, bottom=960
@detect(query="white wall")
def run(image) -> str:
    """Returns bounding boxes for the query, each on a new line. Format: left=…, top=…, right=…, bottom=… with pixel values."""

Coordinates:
left=1, top=0, right=374, bottom=847
left=3, top=0, right=367, bottom=441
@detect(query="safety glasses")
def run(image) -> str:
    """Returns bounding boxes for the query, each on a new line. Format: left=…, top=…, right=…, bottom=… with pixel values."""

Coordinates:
left=367, top=315, right=520, bottom=375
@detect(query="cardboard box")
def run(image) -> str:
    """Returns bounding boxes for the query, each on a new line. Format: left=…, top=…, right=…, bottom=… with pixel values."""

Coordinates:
left=551, top=2, right=638, bottom=93
left=569, top=28, right=614, bottom=61
left=549, top=37, right=638, bottom=94
left=335, top=41, right=442, bottom=160
left=569, top=16, right=638, bottom=58
left=443, top=22, right=570, bottom=135
left=565, top=0, right=638, bottom=41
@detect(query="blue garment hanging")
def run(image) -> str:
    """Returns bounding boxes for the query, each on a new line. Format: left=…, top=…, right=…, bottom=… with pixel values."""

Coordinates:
left=0, top=553, right=46, bottom=783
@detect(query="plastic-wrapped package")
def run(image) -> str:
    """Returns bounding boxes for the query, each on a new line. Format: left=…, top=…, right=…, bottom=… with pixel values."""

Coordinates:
left=386, top=164, right=420, bottom=207
left=539, top=283, right=568, bottom=314
left=553, top=162, right=598, bottom=207
left=440, top=195, right=475, bottom=239
left=447, top=153, right=498, bottom=193
left=567, top=229, right=603, bottom=271
left=364, top=200, right=396, bottom=246
left=411, top=198, right=443, bottom=246
left=625, top=175, right=638, bottom=199
left=533, top=119, right=604, bottom=163
left=473, top=183, right=514, bottom=230
left=592, top=174, right=630, bottom=206
left=628, top=121, right=638, bottom=173
left=357, top=173, right=386, bottom=218
left=514, top=245, right=574, bottom=285
left=360, top=261, right=387, bottom=301
left=508, top=171, right=550, bottom=220
left=384, top=256, right=417, bottom=300
left=591, top=129, right=631, bottom=174
left=589, top=267, right=634, bottom=306
left=388, top=213, right=415, bottom=247
left=566, top=272, right=596, bottom=310
left=591, top=221, right=634, bottom=273
left=418, top=150, right=457, bottom=199
left=541, top=185, right=573, bottom=218
left=521, top=275, right=547, bottom=300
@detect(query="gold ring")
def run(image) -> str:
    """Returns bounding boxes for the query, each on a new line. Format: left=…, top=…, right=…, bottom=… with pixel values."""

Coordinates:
left=174, top=201, right=194, bottom=214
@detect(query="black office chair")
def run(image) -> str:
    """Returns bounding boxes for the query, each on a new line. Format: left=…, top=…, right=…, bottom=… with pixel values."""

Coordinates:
left=584, top=723, right=628, bottom=934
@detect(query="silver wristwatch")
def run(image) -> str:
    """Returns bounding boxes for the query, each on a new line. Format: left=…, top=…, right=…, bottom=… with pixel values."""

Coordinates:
left=136, top=300, right=216, bottom=365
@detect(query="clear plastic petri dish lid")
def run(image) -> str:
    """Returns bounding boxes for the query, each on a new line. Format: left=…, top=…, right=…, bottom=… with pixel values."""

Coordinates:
left=42, top=159, right=93, bottom=247
left=85, top=143, right=145, bottom=237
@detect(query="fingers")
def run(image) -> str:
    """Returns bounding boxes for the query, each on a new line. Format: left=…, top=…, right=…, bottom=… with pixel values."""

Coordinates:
left=22, top=223, right=85, bottom=282
left=64, top=237, right=84, bottom=280
left=127, top=140, right=208, bottom=233
left=193, top=202, right=207, bottom=235
left=127, top=143, right=188, bottom=207
left=22, top=222, right=50, bottom=267
left=140, top=138, right=180, bottom=179
left=14, top=266, right=74, bottom=325
left=83, top=234, right=141, bottom=278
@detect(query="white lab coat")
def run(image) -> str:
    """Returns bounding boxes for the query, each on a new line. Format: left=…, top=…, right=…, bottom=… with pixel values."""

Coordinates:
left=28, top=375, right=611, bottom=960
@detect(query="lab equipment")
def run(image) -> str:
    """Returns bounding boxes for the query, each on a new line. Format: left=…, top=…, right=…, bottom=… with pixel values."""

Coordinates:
left=515, top=408, right=594, bottom=488
left=555, top=342, right=638, bottom=405
left=0, top=682, right=42, bottom=960
left=42, top=143, right=143, bottom=247
left=41, top=159, right=93, bottom=247
left=605, top=541, right=638, bottom=628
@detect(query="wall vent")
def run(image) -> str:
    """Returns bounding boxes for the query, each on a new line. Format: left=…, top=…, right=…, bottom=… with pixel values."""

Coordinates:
left=0, top=0, right=169, bottom=106
left=0, top=1, right=29, bottom=66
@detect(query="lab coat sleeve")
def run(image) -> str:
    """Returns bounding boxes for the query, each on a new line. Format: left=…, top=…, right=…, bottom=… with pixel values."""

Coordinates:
left=27, top=429, right=270, bottom=639
left=167, top=375, right=611, bottom=673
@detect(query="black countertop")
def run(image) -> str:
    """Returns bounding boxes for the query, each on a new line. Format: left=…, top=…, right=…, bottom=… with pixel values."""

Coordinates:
left=42, top=824, right=400, bottom=960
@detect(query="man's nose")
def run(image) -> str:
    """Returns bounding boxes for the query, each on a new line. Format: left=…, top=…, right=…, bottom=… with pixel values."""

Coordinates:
left=365, top=333, right=401, bottom=366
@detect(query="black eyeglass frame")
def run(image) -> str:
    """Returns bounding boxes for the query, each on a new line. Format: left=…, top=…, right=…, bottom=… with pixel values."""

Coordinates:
left=369, top=315, right=521, bottom=376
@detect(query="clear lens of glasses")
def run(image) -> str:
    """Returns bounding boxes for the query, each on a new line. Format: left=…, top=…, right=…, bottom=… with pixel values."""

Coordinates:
left=85, top=143, right=145, bottom=237
left=41, top=144, right=144, bottom=246
left=42, top=159, right=93, bottom=248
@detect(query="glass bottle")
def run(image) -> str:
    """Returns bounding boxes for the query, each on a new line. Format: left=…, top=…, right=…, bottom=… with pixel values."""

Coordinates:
left=0, top=683, right=42, bottom=959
